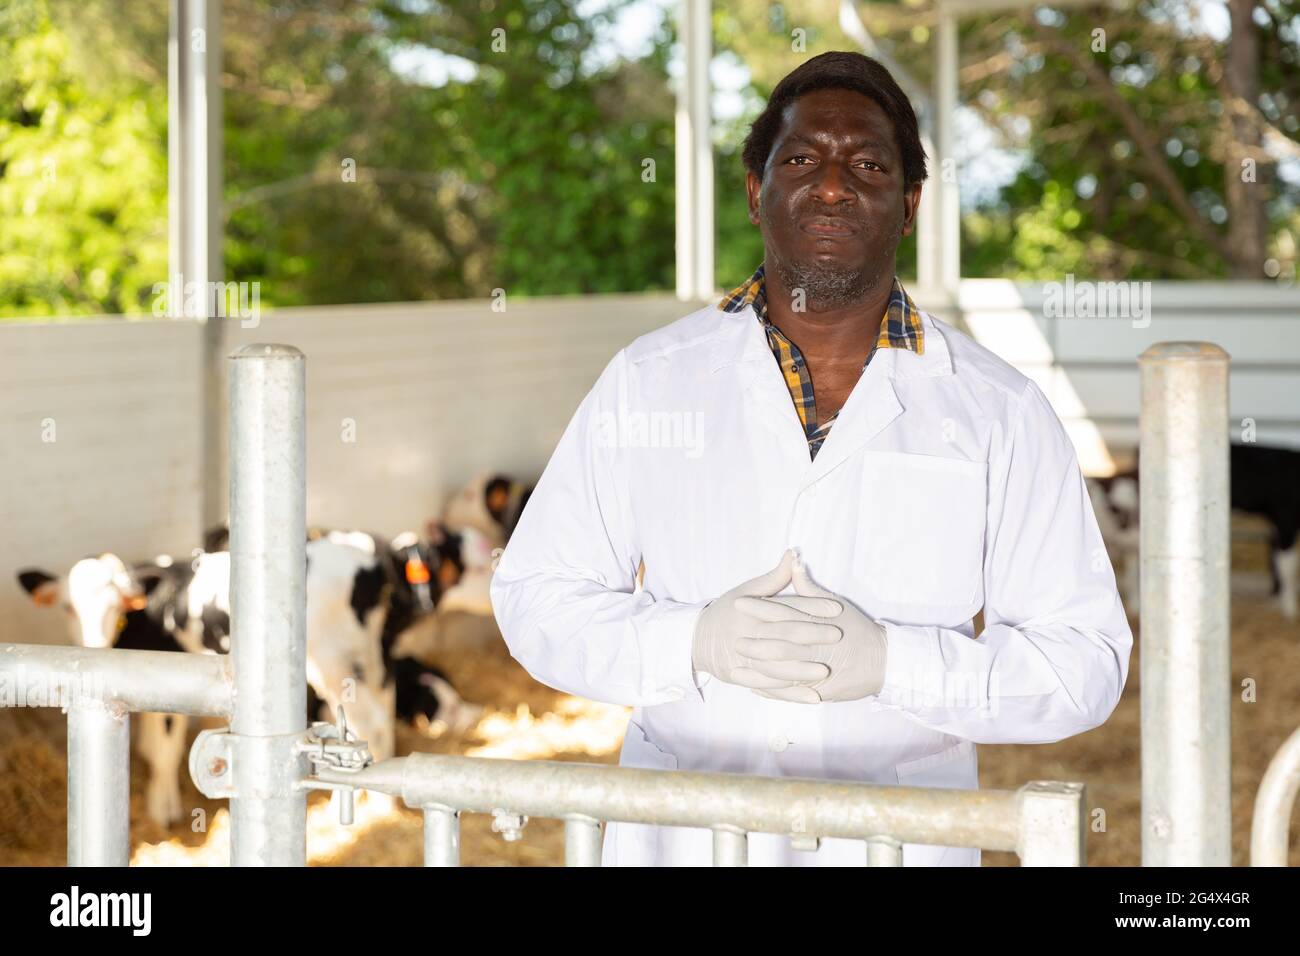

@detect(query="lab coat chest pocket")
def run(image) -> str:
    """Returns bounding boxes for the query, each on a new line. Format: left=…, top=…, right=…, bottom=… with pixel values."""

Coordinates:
left=854, top=452, right=988, bottom=609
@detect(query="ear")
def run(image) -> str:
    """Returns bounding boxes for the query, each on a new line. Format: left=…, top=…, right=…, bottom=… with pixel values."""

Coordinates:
left=17, top=569, right=59, bottom=607
left=130, top=565, right=166, bottom=596
left=746, top=169, right=762, bottom=226
left=437, top=556, right=461, bottom=589
left=202, top=524, right=229, bottom=552
left=900, top=181, right=923, bottom=238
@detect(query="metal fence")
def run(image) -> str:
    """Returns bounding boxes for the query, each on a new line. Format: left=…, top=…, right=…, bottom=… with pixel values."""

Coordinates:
left=1252, top=725, right=1300, bottom=866
left=2, top=341, right=1293, bottom=866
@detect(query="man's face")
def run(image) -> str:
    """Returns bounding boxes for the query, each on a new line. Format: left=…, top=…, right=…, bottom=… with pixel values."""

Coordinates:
left=747, top=87, right=922, bottom=310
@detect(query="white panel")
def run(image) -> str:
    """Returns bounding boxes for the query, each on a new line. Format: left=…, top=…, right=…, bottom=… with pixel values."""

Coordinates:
left=2, top=296, right=696, bottom=645
left=0, top=320, right=203, bottom=645
left=10, top=282, right=1284, bottom=646
left=956, top=280, right=1300, bottom=466
left=221, top=293, right=693, bottom=539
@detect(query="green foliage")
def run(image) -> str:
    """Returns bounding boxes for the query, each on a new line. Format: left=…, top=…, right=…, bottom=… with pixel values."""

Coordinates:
left=0, top=0, right=167, bottom=317
left=2, top=0, right=1296, bottom=319
left=893, top=2, right=1300, bottom=279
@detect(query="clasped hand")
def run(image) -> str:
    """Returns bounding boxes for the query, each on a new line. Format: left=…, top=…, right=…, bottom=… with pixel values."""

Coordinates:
left=691, top=550, right=888, bottom=703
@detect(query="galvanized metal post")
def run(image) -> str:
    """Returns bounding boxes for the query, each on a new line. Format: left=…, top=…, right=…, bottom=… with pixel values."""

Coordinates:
left=712, top=825, right=747, bottom=866
left=1017, top=781, right=1086, bottom=866
left=866, top=836, right=903, bottom=866
left=933, top=6, right=960, bottom=297
left=1138, top=342, right=1231, bottom=866
left=674, top=0, right=713, bottom=302
left=229, top=344, right=308, bottom=866
left=66, top=698, right=131, bottom=866
left=564, top=815, right=602, bottom=867
left=423, top=805, right=460, bottom=867
left=169, top=0, right=226, bottom=533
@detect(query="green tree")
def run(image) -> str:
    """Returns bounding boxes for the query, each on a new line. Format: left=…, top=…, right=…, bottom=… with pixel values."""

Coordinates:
left=0, top=0, right=167, bottom=317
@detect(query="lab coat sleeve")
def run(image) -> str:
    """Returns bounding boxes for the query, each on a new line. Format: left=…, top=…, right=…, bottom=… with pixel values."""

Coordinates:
left=874, top=379, right=1133, bottom=744
left=488, top=349, right=711, bottom=707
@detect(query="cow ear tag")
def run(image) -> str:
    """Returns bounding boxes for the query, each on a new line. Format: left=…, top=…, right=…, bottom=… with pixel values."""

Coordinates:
left=405, top=556, right=431, bottom=585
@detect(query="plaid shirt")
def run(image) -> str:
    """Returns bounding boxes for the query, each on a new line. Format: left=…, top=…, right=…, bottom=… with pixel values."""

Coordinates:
left=717, top=263, right=925, bottom=460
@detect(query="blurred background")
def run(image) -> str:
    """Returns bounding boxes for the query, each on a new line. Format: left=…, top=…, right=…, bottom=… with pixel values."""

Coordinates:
left=1, top=0, right=1297, bottom=866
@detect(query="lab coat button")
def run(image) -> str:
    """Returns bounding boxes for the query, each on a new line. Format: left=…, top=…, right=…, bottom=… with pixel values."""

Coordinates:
left=806, top=484, right=819, bottom=498
left=769, top=734, right=791, bottom=752
left=666, top=688, right=684, bottom=702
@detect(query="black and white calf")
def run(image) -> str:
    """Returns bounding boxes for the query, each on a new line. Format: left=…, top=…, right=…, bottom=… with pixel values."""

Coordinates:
left=18, top=529, right=482, bottom=827
left=1230, top=443, right=1300, bottom=618
left=19, top=551, right=233, bottom=826
left=1087, top=444, right=1300, bottom=619
left=441, top=472, right=534, bottom=548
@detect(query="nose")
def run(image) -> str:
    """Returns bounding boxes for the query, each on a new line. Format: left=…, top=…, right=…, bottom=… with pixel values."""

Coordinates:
left=809, top=158, right=857, bottom=206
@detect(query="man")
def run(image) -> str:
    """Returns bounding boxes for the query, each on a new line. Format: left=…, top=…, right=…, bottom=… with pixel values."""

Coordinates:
left=489, top=51, right=1132, bottom=866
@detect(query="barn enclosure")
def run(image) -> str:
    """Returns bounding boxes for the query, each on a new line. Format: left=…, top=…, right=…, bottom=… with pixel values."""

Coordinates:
left=3, top=340, right=1297, bottom=866
left=3, top=0, right=1299, bottom=870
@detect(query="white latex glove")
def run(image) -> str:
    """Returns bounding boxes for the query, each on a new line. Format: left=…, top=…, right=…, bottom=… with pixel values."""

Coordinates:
left=691, top=550, right=842, bottom=690
left=731, top=558, right=888, bottom=703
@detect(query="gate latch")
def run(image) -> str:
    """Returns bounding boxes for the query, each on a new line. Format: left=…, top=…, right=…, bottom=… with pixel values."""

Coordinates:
left=297, top=707, right=374, bottom=825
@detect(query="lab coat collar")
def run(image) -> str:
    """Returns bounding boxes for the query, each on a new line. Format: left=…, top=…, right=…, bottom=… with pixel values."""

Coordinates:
left=706, top=302, right=953, bottom=381
left=706, top=304, right=953, bottom=481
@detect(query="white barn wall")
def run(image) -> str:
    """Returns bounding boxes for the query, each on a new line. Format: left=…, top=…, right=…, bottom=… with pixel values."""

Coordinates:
left=3, top=282, right=1296, bottom=644
left=0, top=320, right=203, bottom=646
left=955, top=280, right=1300, bottom=470
left=223, top=292, right=694, bottom=535
left=1, top=293, right=693, bottom=645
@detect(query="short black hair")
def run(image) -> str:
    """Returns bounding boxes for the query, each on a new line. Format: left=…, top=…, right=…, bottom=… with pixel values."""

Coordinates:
left=741, top=51, right=929, bottom=190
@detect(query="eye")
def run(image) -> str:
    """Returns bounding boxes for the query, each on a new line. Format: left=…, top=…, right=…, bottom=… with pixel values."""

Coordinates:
left=786, top=155, right=812, bottom=165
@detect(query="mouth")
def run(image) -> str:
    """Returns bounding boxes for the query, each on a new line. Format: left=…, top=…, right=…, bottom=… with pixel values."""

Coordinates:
left=800, top=216, right=858, bottom=239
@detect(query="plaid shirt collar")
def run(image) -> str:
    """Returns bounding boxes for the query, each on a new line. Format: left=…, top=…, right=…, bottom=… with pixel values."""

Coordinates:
left=716, top=262, right=925, bottom=460
left=717, top=262, right=924, bottom=356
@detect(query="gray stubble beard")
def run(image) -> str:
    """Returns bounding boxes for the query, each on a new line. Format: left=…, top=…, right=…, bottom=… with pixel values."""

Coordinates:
left=768, top=250, right=889, bottom=312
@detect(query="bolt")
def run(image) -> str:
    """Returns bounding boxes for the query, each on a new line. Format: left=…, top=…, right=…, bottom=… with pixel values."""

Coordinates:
left=209, top=757, right=228, bottom=776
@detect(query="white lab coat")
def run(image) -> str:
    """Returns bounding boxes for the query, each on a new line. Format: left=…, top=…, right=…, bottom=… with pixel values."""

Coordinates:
left=489, top=301, right=1133, bottom=867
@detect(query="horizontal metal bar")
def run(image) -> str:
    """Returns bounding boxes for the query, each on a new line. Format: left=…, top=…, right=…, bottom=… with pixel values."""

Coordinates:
left=318, top=754, right=1025, bottom=852
left=0, top=642, right=234, bottom=717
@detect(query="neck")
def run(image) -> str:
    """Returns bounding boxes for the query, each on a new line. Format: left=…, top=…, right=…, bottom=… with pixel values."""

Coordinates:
left=763, top=262, right=894, bottom=368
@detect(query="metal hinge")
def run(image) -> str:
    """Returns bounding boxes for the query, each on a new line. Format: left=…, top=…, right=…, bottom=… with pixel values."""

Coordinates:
left=188, top=707, right=374, bottom=825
